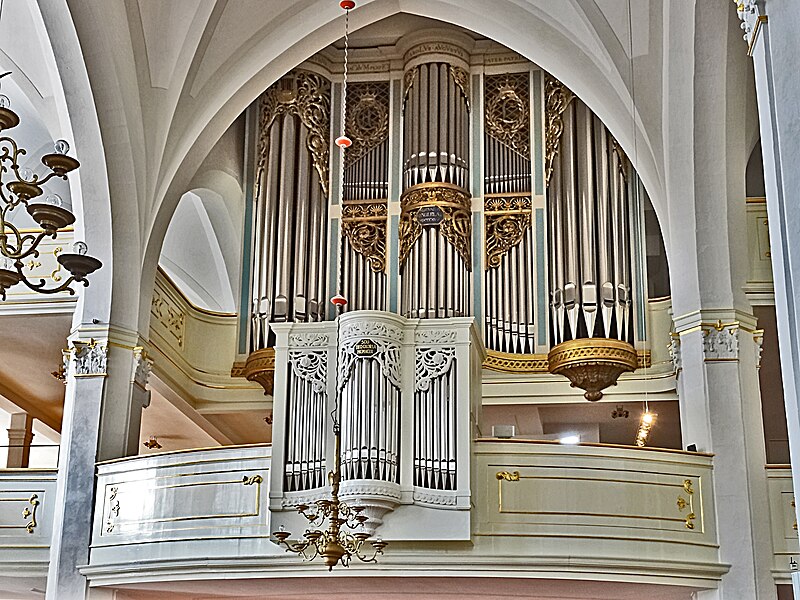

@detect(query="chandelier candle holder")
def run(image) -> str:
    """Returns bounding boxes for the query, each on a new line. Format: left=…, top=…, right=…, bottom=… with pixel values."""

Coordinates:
left=0, top=95, right=101, bottom=299
left=272, top=293, right=388, bottom=568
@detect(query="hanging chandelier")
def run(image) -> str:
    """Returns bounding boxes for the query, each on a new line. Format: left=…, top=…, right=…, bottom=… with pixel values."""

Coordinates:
left=271, top=0, right=387, bottom=571
left=0, top=77, right=102, bottom=300
left=272, top=297, right=388, bottom=571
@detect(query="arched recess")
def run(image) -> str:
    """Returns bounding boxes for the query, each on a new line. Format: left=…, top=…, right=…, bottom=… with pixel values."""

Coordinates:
left=134, top=0, right=674, bottom=336
left=160, top=184, right=241, bottom=314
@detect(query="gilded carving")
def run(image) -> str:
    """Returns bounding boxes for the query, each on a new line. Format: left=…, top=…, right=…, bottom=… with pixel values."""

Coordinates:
left=399, top=184, right=472, bottom=268
left=257, top=70, right=331, bottom=196
left=547, top=338, right=637, bottom=401
left=243, top=347, right=276, bottom=395
left=341, top=201, right=388, bottom=272
left=485, top=73, right=530, bottom=159
left=151, top=287, right=185, bottom=347
left=496, top=471, right=520, bottom=482
left=676, top=479, right=696, bottom=530
left=344, top=82, right=390, bottom=169
left=402, top=67, right=418, bottom=113
left=242, top=475, right=263, bottom=486
left=544, top=73, right=575, bottom=187
left=22, top=493, right=39, bottom=534
left=484, top=196, right=532, bottom=269
left=449, top=66, right=471, bottom=111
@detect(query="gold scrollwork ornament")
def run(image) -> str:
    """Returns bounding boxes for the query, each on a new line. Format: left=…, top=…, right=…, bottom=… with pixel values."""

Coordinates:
left=341, top=201, right=388, bottom=272
left=257, top=70, right=331, bottom=196
left=544, top=74, right=575, bottom=187
left=485, top=213, right=531, bottom=269
left=496, top=471, right=520, bottom=482
left=399, top=184, right=472, bottom=268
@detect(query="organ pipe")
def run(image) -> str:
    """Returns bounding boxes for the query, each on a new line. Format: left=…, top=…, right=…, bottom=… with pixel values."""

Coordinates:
left=341, top=82, right=390, bottom=312
left=544, top=73, right=637, bottom=400
left=483, top=72, right=536, bottom=355
left=243, top=70, right=331, bottom=394
left=400, top=62, right=471, bottom=319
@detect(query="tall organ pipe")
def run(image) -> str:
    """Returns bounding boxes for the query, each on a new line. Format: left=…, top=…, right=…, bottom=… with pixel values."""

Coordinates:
left=544, top=73, right=637, bottom=400
left=483, top=72, right=535, bottom=355
left=243, top=70, right=331, bottom=395
left=400, top=61, right=471, bottom=319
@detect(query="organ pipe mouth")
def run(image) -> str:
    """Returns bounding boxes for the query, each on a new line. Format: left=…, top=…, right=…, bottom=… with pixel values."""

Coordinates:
left=547, top=337, right=637, bottom=401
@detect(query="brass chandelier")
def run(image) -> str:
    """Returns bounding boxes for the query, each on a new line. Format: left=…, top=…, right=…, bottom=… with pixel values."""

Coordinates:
left=273, top=294, right=388, bottom=569
left=0, top=79, right=101, bottom=300
left=272, top=0, right=387, bottom=570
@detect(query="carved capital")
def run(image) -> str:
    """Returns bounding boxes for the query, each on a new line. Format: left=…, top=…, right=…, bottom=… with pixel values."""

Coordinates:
left=702, top=322, right=740, bottom=361
left=72, top=339, right=108, bottom=377
left=132, top=346, right=152, bottom=390
left=733, top=0, right=767, bottom=55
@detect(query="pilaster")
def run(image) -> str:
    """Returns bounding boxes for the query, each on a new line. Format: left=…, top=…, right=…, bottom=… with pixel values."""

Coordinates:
left=739, top=0, right=800, bottom=587
left=674, top=309, right=774, bottom=599
left=45, top=325, right=152, bottom=600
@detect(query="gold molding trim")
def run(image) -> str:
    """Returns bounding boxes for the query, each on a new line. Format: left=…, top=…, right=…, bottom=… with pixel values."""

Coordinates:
left=484, top=348, right=649, bottom=374
left=747, top=15, right=768, bottom=57
left=484, top=350, right=548, bottom=373
left=548, top=338, right=638, bottom=401
left=543, top=73, right=574, bottom=187
left=399, top=182, right=472, bottom=268
left=341, top=200, right=388, bottom=272
left=242, top=348, right=275, bottom=396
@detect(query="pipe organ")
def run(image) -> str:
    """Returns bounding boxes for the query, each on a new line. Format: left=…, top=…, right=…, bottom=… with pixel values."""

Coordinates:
left=243, top=33, right=655, bottom=539
left=341, top=82, right=390, bottom=312
left=483, top=72, right=536, bottom=355
left=544, top=74, right=638, bottom=400
left=400, top=61, right=472, bottom=319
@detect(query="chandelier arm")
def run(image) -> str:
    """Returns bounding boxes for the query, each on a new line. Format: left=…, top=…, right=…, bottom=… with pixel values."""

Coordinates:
left=0, top=137, right=32, bottom=181
left=15, top=269, right=79, bottom=295
left=2, top=230, right=51, bottom=261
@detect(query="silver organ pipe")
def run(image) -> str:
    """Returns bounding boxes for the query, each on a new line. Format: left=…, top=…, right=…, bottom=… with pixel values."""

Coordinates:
left=414, top=346, right=458, bottom=491
left=545, top=74, right=633, bottom=346
left=341, top=82, right=390, bottom=311
left=285, top=347, right=328, bottom=492
left=248, top=71, right=331, bottom=353
left=400, top=61, right=472, bottom=319
left=483, top=73, right=535, bottom=355
left=338, top=315, right=402, bottom=485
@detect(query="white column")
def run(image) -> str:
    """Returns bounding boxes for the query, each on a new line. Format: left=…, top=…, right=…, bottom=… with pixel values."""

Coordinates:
left=675, top=311, right=775, bottom=600
left=740, top=1, right=800, bottom=578
left=45, top=327, right=152, bottom=600
left=6, top=412, right=34, bottom=468
left=664, top=3, right=775, bottom=597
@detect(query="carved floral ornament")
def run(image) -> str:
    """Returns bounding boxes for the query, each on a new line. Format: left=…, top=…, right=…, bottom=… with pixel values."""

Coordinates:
left=402, top=64, right=471, bottom=113
left=341, top=201, right=387, bottom=273
left=257, top=70, right=331, bottom=197
left=484, top=196, right=532, bottom=270
left=344, top=81, right=390, bottom=169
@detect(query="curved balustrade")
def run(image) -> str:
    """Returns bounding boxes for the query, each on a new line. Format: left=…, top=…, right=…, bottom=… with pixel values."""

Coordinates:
left=472, top=440, right=725, bottom=587
left=79, top=440, right=730, bottom=590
